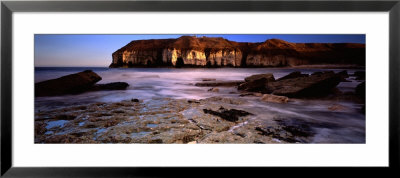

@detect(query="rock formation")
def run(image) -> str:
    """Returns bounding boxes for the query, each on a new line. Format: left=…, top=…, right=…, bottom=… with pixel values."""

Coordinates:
left=238, top=71, right=343, bottom=98
left=35, top=70, right=129, bottom=97
left=110, top=36, right=365, bottom=68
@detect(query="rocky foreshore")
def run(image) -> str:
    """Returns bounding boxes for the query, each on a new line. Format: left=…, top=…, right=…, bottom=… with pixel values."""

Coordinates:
left=35, top=69, right=366, bottom=144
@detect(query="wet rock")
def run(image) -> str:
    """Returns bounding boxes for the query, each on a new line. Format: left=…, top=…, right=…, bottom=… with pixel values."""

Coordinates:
left=260, top=94, right=289, bottom=103
left=239, top=92, right=264, bottom=97
left=254, top=93, right=263, bottom=97
left=338, top=70, right=349, bottom=78
left=202, top=78, right=217, bottom=82
left=311, top=71, right=323, bottom=76
left=35, top=122, right=47, bottom=135
left=149, top=139, right=163, bottom=143
left=45, top=135, right=84, bottom=143
left=182, top=135, right=196, bottom=143
left=187, top=99, right=200, bottom=104
left=353, top=71, right=365, bottom=80
left=355, top=82, right=365, bottom=99
left=268, top=71, right=342, bottom=97
left=244, top=73, right=275, bottom=82
left=328, top=104, right=348, bottom=111
left=54, top=114, right=76, bottom=120
left=277, top=71, right=308, bottom=81
left=255, top=118, right=315, bottom=143
left=336, top=70, right=351, bottom=82
left=237, top=78, right=271, bottom=93
left=208, top=87, right=220, bottom=92
left=131, top=98, right=139, bottom=102
left=35, top=70, right=102, bottom=97
left=195, top=80, right=244, bottom=87
left=91, top=82, right=129, bottom=90
left=203, top=107, right=252, bottom=122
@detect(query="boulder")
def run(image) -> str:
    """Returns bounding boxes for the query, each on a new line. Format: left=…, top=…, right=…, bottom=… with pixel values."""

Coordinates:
left=35, top=70, right=102, bottom=97
left=277, top=71, right=308, bottom=81
left=268, top=71, right=342, bottom=97
left=260, top=94, right=289, bottom=103
left=238, top=73, right=275, bottom=93
left=237, top=78, right=271, bottom=93
left=91, top=82, right=129, bottom=91
left=337, top=70, right=350, bottom=82
left=244, top=73, right=275, bottom=82
left=195, top=80, right=244, bottom=87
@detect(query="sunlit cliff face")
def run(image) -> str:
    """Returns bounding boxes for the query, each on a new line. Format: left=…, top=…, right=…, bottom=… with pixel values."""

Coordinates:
left=110, top=36, right=365, bottom=68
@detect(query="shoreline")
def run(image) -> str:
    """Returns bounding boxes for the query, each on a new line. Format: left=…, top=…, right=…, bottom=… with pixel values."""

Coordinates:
left=34, top=69, right=366, bottom=144
left=35, top=96, right=365, bottom=144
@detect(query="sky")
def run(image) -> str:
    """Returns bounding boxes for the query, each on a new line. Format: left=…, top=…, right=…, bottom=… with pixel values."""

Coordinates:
left=35, top=34, right=366, bottom=67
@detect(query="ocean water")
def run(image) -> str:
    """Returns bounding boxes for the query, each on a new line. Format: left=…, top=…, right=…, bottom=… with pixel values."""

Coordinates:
left=35, top=67, right=363, bottom=104
left=35, top=67, right=366, bottom=143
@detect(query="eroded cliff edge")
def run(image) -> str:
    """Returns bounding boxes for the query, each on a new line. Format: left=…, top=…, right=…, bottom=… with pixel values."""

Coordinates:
left=110, top=36, right=365, bottom=68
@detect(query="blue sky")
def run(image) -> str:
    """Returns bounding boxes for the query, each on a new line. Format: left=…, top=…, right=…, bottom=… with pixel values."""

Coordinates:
left=35, top=34, right=365, bottom=67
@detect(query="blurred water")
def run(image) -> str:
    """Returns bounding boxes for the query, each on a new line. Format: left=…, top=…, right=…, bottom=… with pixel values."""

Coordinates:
left=35, top=67, right=366, bottom=143
left=35, top=67, right=362, bottom=105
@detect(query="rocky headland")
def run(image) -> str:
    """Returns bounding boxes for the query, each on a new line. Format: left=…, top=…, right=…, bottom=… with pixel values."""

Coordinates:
left=110, top=36, right=365, bottom=68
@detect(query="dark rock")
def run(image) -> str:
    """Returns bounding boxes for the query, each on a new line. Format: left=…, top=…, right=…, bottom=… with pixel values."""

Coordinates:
left=337, top=70, right=350, bottom=82
left=338, top=70, right=349, bottom=78
left=201, top=78, right=216, bottom=82
left=131, top=98, right=139, bottom=102
left=35, top=70, right=102, bottom=97
left=277, top=71, right=308, bottom=81
left=54, top=114, right=76, bottom=120
left=353, top=71, right=365, bottom=80
left=182, top=135, right=195, bottom=143
left=255, top=118, right=316, bottom=143
left=149, top=139, right=163, bottom=143
left=268, top=71, right=342, bottom=97
left=203, top=107, right=252, bottom=122
left=244, top=73, right=275, bottom=82
left=237, top=78, right=271, bottom=93
left=187, top=100, right=200, bottom=104
left=195, top=81, right=244, bottom=87
left=311, top=71, right=323, bottom=76
left=35, top=122, right=47, bottom=135
left=261, top=94, right=289, bottom=103
left=92, top=82, right=129, bottom=90
left=355, top=82, right=365, bottom=99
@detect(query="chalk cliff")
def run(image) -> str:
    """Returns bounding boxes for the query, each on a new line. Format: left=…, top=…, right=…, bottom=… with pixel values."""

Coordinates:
left=110, top=36, right=365, bottom=68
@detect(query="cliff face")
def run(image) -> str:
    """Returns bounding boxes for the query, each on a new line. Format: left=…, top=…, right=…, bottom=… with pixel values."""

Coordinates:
left=110, top=36, right=365, bottom=68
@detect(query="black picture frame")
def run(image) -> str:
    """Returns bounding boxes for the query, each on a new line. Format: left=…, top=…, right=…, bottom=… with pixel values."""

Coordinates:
left=1, top=0, right=399, bottom=177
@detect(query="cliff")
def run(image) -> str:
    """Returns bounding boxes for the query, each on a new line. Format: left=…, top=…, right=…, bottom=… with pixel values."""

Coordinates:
left=110, top=36, right=365, bottom=68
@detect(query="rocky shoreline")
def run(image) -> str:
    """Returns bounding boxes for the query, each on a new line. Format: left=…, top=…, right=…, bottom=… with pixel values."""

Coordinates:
left=35, top=69, right=365, bottom=144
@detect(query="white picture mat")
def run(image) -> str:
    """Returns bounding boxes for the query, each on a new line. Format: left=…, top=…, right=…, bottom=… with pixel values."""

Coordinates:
left=12, top=12, right=388, bottom=167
